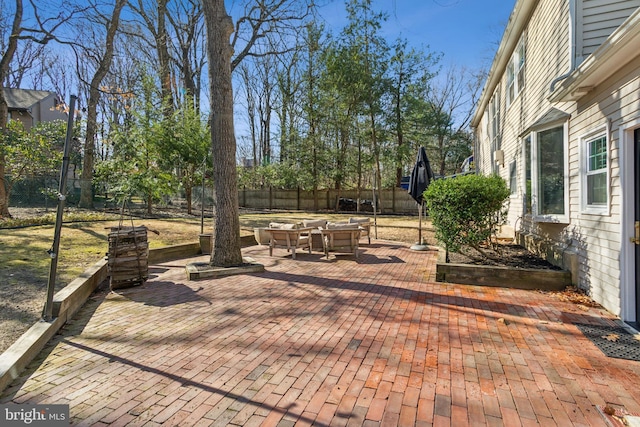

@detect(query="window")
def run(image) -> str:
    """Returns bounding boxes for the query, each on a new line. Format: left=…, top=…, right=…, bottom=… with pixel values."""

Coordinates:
left=530, top=124, right=568, bottom=222
left=506, top=36, right=526, bottom=106
left=523, top=136, right=532, bottom=214
left=581, top=128, right=609, bottom=213
left=509, top=161, right=517, bottom=195
left=488, top=90, right=501, bottom=173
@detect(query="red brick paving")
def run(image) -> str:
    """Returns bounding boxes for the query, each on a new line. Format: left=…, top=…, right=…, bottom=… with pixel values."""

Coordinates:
left=2, top=242, right=640, bottom=426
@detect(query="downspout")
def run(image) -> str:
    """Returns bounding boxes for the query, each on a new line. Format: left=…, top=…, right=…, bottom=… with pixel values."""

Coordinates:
left=550, top=0, right=577, bottom=92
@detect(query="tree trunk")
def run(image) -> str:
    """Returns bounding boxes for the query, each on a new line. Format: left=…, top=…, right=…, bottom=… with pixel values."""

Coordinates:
left=395, top=83, right=404, bottom=188
left=0, top=93, right=12, bottom=218
left=78, top=126, right=96, bottom=207
left=369, top=111, right=384, bottom=214
left=79, top=0, right=126, bottom=208
left=0, top=151, right=10, bottom=219
left=0, top=0, right=23, bottom=218
left=202, top=0, right=243, bottom=267
left=186, top=185, right=192, bottom=215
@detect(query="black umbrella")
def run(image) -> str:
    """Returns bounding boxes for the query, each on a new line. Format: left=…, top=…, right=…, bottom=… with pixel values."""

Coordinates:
left=408, top=146, right=435, bottom=204
left=408, top=147, right=435, bottom=248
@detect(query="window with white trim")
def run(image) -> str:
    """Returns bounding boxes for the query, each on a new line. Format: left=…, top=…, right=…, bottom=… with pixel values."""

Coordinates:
left=580, top=127, right=609, bottom=213
left=523, top=135, right=532, bottom=214
left=509, top=161, right=517, bottom=195
left=506, top=36, right=525, bottom=107
left=530, top=123, right=569, bottom=222
left=488, top=90, right=501, bottom=173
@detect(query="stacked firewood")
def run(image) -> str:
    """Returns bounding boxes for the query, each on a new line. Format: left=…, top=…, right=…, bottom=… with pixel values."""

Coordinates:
left=107, top=226, right=148, bottom=290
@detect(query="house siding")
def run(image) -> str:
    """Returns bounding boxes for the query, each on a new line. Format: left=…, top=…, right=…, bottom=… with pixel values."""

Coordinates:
left=578, top=0, right=640, bottom=61
left=474, top=0, right=640, bottom=318
left=566, top=57, right=640, bottom=315
left=478, top=0, right=572, bottom=228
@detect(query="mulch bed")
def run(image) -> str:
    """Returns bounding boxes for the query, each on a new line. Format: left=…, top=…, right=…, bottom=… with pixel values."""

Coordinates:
left=446, top=242, right=561, bottom=270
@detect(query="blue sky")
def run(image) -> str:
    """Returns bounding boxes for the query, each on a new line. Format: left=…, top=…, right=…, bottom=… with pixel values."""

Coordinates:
left=317, top=0, right=517, bottom=71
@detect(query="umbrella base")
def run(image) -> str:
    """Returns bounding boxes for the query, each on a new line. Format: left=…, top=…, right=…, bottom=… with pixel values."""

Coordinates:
left=410, top=244, right=431, bottom=251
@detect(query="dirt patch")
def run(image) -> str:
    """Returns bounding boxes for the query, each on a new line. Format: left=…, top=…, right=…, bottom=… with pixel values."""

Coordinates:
left=445, top=242, right=561, bottom=270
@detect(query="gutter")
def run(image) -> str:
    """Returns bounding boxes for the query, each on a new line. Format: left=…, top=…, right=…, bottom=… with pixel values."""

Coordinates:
left=471, top=0, right=538, bottom=129
left=548, top=7, right=640, bottom=103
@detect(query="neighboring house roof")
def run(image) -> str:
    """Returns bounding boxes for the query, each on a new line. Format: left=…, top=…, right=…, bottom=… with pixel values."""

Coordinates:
left=3, top=88, right=59, bottom=111
left=548, top=7, right=640, bottom=102
left=471, top=0, right=538, bottom=128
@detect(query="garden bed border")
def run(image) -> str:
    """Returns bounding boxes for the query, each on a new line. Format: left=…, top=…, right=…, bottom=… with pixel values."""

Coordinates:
left=435, top=248, right=572, bottom=291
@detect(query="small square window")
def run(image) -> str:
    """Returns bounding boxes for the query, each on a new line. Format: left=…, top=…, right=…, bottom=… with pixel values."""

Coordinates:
left=582, top=132, right=608, bottom=212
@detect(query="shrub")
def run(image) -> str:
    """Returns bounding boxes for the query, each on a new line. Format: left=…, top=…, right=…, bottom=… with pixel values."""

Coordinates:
left=424, top=174, right=510, bottom=256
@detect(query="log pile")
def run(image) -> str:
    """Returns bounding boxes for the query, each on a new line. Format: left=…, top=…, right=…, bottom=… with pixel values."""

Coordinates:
left=108, top=226, right=149, bottom=290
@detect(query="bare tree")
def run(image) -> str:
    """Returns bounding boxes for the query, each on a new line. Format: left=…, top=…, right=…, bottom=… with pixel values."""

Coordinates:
left=239, top=63, right=259, bottom=169
left=426, top=65, right=483, bottom=176
left=202, top=0, right=312, bottom=267
left=273, top=43, right=304, bottom=165
left=1, top=39, right=47, bottom=88
left=36, top=51, right=78, bottom=97
left=300, top=23, right=324, bottom=210
left=76, top=0, right=128, bottom=208
left=255, top=53, right=276, bottom=165
left=166, top=0, right=205, bottom=109
left=130, top=0, right=174, bottom=115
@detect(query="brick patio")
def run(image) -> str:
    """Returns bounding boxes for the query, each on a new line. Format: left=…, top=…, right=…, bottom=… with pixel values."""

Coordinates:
left=2, top=241, right=640, bottom=426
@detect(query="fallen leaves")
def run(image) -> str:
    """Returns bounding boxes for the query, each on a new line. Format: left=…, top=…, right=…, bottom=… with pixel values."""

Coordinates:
left=603, top=405, right=617, bottom=415
left=543, top=286, right=602, bottom=308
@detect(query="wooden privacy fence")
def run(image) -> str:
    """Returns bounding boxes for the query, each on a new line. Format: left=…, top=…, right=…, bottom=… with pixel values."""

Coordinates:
left=239, top=187, right=420, bottom=214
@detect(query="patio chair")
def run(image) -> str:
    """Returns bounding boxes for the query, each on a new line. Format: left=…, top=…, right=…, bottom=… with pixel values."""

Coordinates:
left=320, top=223, right=361, bottom=259
left=266, top=223, right=313, bottom=259
left=349, top=217, right=371, bottom=244
left=302, top=218, right=328, bottom=249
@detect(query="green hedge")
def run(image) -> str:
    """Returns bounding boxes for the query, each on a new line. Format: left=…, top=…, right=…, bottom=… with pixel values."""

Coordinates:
left=424, top=174, right=510, bottom=255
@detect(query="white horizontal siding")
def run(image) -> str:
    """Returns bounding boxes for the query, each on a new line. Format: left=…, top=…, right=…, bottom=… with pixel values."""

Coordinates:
left=478, top=0, right=571, bottom=230
left=565, top=56, right=640, bottom=315
left=474, top=0, right=640, bottom=317
left=579, top=0, right=640, bottom=59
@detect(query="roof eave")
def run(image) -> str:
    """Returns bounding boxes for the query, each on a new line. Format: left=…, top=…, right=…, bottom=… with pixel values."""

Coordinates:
left=548, top=8, right=640, bottom=103
left=471, top=0, right=539, bottom=128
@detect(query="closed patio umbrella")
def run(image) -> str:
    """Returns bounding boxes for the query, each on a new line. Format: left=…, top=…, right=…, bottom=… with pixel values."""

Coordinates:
left=408, top=146, right=435, bottom=250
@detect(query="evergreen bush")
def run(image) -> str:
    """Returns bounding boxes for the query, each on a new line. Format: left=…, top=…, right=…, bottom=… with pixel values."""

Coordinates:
left=424, top=174, right=510, bottom=256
